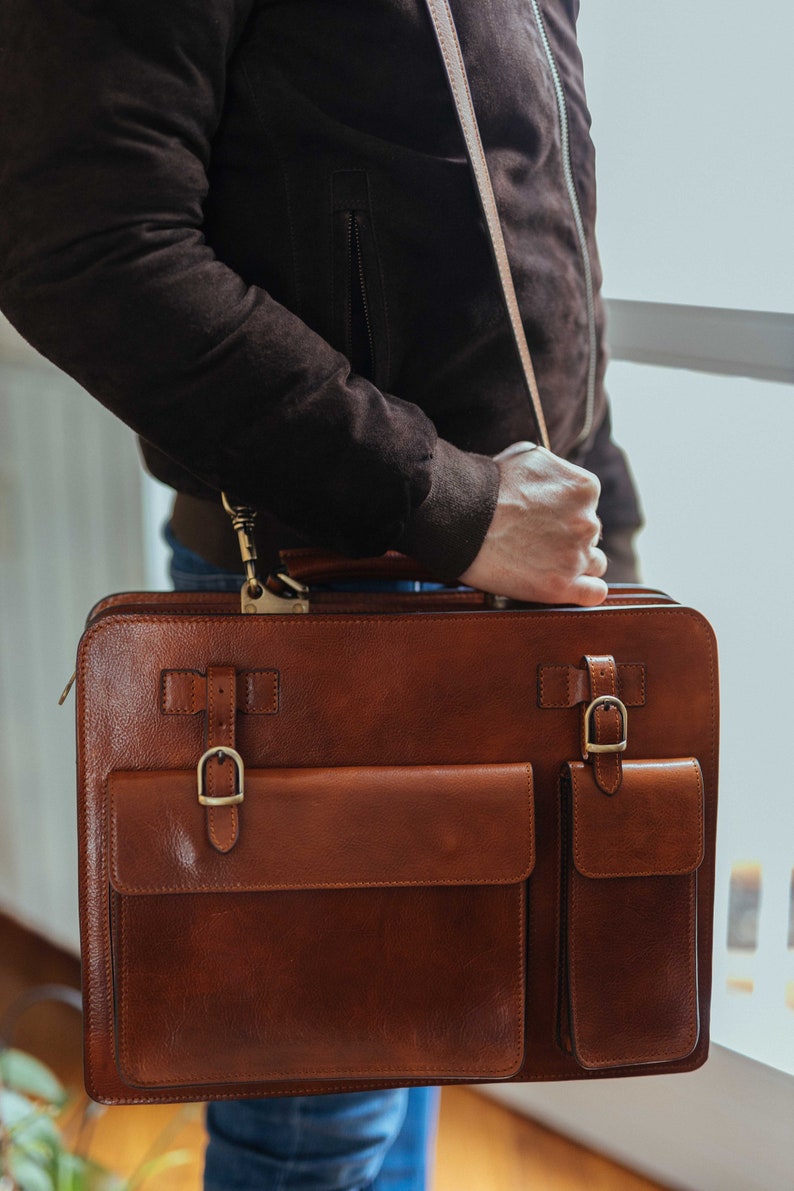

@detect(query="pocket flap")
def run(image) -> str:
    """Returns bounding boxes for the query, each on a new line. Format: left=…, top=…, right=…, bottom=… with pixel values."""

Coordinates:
left=109, top=763, right=534, bottom=895
left=569, top=759, right=704, bottom=878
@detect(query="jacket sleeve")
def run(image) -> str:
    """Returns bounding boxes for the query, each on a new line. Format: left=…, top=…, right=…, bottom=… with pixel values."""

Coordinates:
left=0, top=0, right=498, bottom=576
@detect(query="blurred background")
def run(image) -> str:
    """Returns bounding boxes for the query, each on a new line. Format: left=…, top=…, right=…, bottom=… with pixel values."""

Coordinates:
left=1, top=2, right=793, bottom=1188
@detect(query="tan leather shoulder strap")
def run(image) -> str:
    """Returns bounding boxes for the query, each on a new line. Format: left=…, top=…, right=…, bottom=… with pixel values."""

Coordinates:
left=422, top=0, right=551, bottom=450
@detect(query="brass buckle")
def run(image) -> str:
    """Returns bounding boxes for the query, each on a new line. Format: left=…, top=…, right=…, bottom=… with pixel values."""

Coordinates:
left=583, top=695, right=628, bottom=755
left=197, top=746, right=245, bottom=806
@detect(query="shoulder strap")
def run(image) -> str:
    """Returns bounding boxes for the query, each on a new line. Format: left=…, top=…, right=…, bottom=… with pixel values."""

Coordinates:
left=422, top=0, right=551, bottom=450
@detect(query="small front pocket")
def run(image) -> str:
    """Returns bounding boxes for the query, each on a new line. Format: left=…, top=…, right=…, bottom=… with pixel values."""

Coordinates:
left=559, top=759, right=704, bottom=1070
left=108, top=762, right=534, bottom=1090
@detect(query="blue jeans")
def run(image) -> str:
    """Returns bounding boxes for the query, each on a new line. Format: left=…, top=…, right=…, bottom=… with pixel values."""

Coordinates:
left=166, top=523, right=441, bottom=1191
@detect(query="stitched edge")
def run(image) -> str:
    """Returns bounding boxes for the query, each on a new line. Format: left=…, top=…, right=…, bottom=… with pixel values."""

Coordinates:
left=89, top=1054, right=707, bottom=1105
left=568, top=866, right=699, bottom=1066
left=206, top=668, right=238, bottom=853
left=78, top=608, right=716, bottom=634
left=246, top=670, right=279, bottom=714
left=592, top=657, right=620, bottom=795
left=161, top=670, right=200, bottom=716
left=108, top=763, right=535, bottom=894
left=537, top=664, right=570, bottom=709
left=207, top=672, right=221, bottom=850
left=624, top=662, right=647, bottom=706
left=115, top=883, right=527, bottom=1084
left=78, top=605, right=717, bottom=1096
left=162, top=669, right=278, bottom=715
left=571, top=760, right=705, bottom=878
left=538, top=663, right=648, bottom=709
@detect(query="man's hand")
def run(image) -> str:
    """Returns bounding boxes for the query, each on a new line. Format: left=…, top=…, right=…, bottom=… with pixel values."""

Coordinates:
left=459, top=442, right=608, bottom=606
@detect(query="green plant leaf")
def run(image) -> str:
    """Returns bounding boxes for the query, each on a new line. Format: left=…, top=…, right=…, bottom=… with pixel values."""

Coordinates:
left=54, top=1150, right=81, bottom=1191
left=126, top=1148, right=192, bottom=1189
left=1, top=1089, right=62, bottom=1152
left=80, top=1159, right=126, bottom=1191
left=0, top=1050, right=67, bottom=1108
left=7, top=1148, right=56, bottom=1191
left=52, top=1151, right=125, bottom=1191
left=1, top=1086, right=37, bottom=1127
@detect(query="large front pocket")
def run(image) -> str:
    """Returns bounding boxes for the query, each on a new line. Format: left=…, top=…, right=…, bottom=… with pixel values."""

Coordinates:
left=108, top=763, right=534, bottom=1089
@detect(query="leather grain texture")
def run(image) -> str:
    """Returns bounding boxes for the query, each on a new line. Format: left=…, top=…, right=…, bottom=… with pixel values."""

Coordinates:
left=161, top=669, right=279, bottom=715
left=537, top=661, right=646, bottom=709
left=203, top=666, right=239, bottom=852
left=108, top=762, right=533, bottom=1089
left=75, top=590, right=719, bottom=1103
left=108, top=764, right=535, bottom=894
left=570, top=759, right=704, bottom=879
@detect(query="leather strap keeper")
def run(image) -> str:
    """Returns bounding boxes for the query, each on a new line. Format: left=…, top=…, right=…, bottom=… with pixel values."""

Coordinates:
left=162, top=669, right=279, bottom=716
left=537, top=662, right=646, bottom=709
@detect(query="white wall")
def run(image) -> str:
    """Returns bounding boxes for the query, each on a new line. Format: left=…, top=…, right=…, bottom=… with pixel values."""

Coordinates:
left=578, top=0, right=794, bottom=312
left=0, top=326, right=148, bottom=950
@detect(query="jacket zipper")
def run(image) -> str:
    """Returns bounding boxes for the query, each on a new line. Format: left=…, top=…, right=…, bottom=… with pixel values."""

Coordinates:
left=529, top=0, right=597, bottom=452
left=348, top=212, right=376, bottom=379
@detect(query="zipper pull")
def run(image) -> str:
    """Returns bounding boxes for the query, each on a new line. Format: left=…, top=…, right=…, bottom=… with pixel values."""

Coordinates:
left=59, top=670, right=76, bottom=705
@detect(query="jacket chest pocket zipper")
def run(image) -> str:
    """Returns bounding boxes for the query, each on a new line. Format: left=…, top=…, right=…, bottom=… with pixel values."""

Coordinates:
left=332, top=170, right=388, bottom=386
left=347, top=211, right=376, bottom=380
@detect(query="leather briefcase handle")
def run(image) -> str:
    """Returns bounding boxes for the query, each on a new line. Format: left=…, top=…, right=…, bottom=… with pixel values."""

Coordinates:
left=278, top=548, right=443, bottom=588
left=277, top=550, right=674, bottom=611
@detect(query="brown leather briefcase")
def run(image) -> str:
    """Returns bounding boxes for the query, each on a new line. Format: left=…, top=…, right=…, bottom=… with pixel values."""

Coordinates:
left=72, top=0, right=718, bottom=1103
left=75, top=553, right=718, bottom=1104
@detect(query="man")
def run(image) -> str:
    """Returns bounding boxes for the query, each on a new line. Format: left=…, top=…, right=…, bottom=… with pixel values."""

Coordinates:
left=0, top=0, right=641, bottom=1185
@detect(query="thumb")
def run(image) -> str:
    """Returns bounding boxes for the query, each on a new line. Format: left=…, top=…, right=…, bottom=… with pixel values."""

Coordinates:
left=563, top=575, right=609, bottom=607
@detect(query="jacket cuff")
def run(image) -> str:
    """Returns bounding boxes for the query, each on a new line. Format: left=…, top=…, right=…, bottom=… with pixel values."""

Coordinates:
left=394, top=438, right=500, bottom=581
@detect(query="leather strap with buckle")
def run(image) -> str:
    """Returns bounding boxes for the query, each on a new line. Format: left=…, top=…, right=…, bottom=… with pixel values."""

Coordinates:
left=581, top=655, right=627, bottom=795
left=199, top=666, right=242, bottom=852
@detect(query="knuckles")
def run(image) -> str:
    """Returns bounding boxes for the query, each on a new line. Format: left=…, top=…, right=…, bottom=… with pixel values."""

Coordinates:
left=569, top=511, right=601, bottom=542
left=558, top=467, right=600, bottom=510
left=569, top=467, right=601, bottom=501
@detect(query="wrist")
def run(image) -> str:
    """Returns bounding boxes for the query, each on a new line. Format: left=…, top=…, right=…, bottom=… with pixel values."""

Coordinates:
left=393, top=438, right=500, bottom=581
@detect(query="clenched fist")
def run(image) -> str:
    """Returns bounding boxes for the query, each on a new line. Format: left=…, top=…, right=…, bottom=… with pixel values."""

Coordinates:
left=460, top=442, right=608, bottom=606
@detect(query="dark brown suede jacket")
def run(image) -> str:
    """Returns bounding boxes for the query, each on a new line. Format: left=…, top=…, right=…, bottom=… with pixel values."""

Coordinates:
left=0, top=0, right=640, bottom=578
